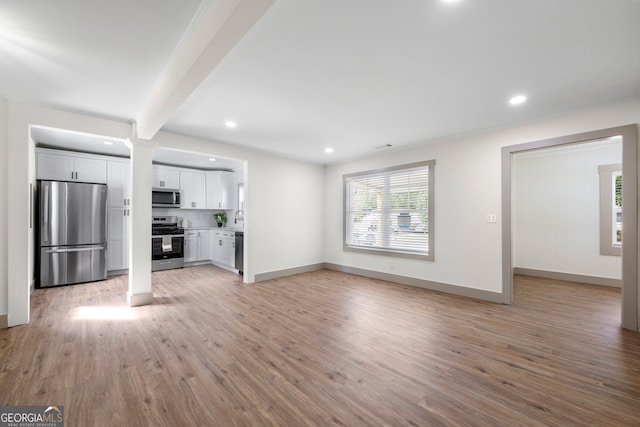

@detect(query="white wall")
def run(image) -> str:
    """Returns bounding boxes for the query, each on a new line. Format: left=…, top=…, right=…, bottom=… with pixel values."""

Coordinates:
left=0, top=99, right=7, bottom=317
left=513, top=140, right=622, bottom=279
left=324, top=98, right=640, bottom=296
left=325, top=130, right=503, bottom=293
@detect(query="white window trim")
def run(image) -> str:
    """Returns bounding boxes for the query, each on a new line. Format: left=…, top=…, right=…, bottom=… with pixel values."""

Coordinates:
left=598, top=163, right=621, bottom=256
left=343, top=160, right=435, bottom=261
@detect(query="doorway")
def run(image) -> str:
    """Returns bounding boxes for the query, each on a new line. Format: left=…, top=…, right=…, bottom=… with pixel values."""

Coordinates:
left=501, top=125, right=638, bottom=331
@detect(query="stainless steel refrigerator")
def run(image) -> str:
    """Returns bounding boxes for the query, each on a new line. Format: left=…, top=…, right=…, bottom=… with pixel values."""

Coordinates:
left=38, top=180, right=108, bottom=288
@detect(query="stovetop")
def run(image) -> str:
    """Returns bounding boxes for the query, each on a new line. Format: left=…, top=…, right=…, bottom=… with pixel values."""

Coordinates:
left=152, top=216, right=184, bottom=235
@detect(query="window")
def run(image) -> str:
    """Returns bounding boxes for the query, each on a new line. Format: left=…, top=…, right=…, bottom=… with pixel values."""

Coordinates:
left=598, top=163, right=622, bottom=256
left=343, top=160, right=435, bottom=260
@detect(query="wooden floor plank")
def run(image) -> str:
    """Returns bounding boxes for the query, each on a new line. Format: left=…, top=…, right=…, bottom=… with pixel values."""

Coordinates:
left=1, top=267, right=639, bottom=426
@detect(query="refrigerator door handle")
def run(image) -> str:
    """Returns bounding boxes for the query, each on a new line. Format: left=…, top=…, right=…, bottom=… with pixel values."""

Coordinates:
left=45, top=245, right=105, bottom=254
left=42, top=182, right=49, bottom=243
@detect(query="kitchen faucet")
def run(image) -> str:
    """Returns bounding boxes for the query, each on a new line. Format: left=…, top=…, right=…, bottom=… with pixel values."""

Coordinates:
left=234, top=210, right=244, bottom=224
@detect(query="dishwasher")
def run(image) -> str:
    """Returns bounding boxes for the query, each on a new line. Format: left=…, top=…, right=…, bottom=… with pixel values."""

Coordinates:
left=234, top=231, right=243, bottom=274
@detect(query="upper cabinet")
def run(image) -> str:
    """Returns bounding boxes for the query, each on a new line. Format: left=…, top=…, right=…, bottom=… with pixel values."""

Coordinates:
left=37, top=150, right=107, bottom=184
left=152, top=166, right=180, bottom=189
left=206, top=171, right=234, bottom=210
left=180, top=170, right=206, bottom=209
left=107, top=160, right=130, bottom=208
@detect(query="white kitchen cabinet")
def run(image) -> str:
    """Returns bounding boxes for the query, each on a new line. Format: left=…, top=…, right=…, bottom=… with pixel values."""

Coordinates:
left=106, top=160, right=131, bottom=271
left=180, top=170, right=206, bottom=209
left=107, top=160, right=130, bottom=207
left=206, top=171, right=234, bottom=210
left=210, top=230, right=235, bottom=267
left=198, top=230, right=210, bottom=261
left=37, top=150, right=107, bottom=184
left=184, top=230, right=199, bottom=262
left=107, top=206, right=129, bottom=270
left=185, top=229, right=211, bottom=262
left=152, top=166, right=180, bottom=189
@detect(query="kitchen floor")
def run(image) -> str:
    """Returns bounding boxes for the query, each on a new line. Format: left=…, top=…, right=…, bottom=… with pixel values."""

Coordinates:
left=1, top=266, right=639, bottom=426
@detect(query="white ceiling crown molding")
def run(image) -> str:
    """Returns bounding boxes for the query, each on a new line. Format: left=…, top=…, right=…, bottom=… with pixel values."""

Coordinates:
left=135, top=0, right=275, bottom=140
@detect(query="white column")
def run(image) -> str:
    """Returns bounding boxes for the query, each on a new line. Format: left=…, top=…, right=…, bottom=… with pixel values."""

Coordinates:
left=125, top=138, right=154, bottom=306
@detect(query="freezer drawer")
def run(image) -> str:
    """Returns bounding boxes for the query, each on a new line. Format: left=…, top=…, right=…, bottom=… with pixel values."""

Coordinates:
left=39, top=244, right=107, bottom=288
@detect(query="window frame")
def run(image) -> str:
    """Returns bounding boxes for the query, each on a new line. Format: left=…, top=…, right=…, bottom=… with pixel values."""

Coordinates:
left=343, top=159, right=435, bottom=261
left=598, top=163, right=622, bottom=256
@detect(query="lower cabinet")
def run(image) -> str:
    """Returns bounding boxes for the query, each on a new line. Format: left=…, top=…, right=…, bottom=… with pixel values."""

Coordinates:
left=107, top=207, right=129, bottom=271
left=184, top=231, right=199, bottom=263
left=184, top=229, right=213, bottom=263
left=184, top=228, right=235, bottom=267
left=198, top=230, right=210, bottom=260
left=210, top=230, right=235, bottom=268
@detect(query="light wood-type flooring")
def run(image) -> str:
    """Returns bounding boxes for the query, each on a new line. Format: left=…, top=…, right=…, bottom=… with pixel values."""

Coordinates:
left=1, top=266, right=639, bottom=426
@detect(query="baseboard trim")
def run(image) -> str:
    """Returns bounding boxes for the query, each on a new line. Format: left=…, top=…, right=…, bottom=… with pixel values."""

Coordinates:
left=254, top=263, right=326, bottom=282
left=513, top=267, right=622, bottom=288
left=324, top=263, right=507, bottom=304
left=0, top=314, right=8, bottom=329
left=127, top=291, right=153, bottom=307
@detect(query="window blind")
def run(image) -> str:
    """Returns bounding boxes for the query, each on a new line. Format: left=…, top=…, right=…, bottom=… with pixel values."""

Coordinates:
left=344, top=160, right=434, bottom=259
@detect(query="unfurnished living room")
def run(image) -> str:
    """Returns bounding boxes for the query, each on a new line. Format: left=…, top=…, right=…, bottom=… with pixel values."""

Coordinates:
left=1, top=1, right=640, bottom=426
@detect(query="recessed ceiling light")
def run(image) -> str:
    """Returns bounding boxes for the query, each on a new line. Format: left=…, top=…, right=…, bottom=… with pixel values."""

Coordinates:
left=103, top=141, right=114, bottom=145
left=325, top=147, right=334, bottom=154
left=509, top=94, right=527, bottom=105
left=209, top=158, right=217, bottom=162
left=225, top=121, right=237, bottom=128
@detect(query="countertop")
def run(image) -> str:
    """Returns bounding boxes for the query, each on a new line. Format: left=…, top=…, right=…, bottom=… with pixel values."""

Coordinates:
left=183, top=226, right=243, bottom=232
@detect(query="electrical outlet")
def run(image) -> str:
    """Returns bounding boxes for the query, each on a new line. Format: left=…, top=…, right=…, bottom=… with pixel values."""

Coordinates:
left=486, top=214, right=497, bottom=223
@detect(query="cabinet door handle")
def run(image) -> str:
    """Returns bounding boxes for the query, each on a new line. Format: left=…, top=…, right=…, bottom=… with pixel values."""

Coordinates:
left=75, top=171, right=78, bottom=180
left=160, top=180, right=165, bottom=187
left=71, top=171, right=74, bottom=180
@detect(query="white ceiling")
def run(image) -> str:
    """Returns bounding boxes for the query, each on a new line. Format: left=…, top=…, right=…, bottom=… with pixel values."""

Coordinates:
left=3, top=0, right=640, bottom=165
left=30, top=126, right=242, bottom=171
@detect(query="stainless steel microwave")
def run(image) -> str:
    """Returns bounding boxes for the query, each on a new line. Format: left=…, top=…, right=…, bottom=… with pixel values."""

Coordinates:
left=152, top=188, right=181, bottom=208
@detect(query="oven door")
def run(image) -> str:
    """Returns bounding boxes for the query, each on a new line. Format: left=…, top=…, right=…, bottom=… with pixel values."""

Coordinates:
left=152, top=235, right=184, bottom=260
left=152, top=235, right=184, bottom=271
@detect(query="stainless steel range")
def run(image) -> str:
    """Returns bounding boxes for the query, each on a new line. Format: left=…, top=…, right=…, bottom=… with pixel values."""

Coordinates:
left=152, top=216, right=185, bottom=271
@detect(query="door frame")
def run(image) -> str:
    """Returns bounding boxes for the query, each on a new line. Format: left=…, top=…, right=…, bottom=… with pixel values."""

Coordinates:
left=501, top=125, right=638, bottom=331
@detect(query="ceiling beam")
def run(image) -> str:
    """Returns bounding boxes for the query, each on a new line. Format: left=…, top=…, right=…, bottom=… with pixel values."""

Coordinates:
left=135, top=0, right=275, bottom=140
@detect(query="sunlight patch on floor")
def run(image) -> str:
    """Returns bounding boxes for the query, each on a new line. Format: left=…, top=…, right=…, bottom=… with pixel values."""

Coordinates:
left=75, top=306, right=137, bottom=320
